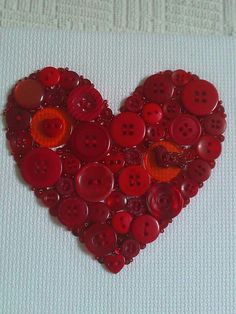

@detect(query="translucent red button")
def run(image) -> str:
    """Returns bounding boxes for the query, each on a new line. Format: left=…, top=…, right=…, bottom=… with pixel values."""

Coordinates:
left=146, top=124, right=165, bottom=142
left=39, top=66, right=60, bottom=87
left=171, top=69, right=191, bottom=86
left=88, top=202, right=110, bottom=223
left=203, top=112, right=226, bottom=136
left=105, top=191, right=127, bottom=211
left=131, top=214, right=160, bottom=244
left=14, top=79, right=44, bottom=109
left=111, top=211, right=133, bottom=234
left=104, top=152, right=125, bottom=173
left=121, top=238, right=140, bottom=259
left=197, top=135, right=222, bottom=161
left=6, top=106, right=31, bottom=130
left=60, top=70, right=80, bottom=90
left=187, top=159, right=211, bottom=183
left=142, top=103, right=163, bottom=124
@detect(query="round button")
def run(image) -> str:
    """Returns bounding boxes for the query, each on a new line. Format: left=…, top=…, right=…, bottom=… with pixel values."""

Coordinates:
left=70, top=122, right=110, bottom=162
left=197, top=135, right=222, bottom=161
left=187, top=159, right=211, bottom=183
left=121, top=238, right=140, bottom=259
left=39, top=67, right=60, bottom=87
left=110, top=112, right=146, bottom=147
left=146, top=124, right=165, bottom=142
left=163, top=100, right=181, bottom=119
left=123, top=95, right=144, bottom=113
left=143, top=73, right=174, bottom=103
left=88, top=202, right=110, bottom=223
left=61, top=153, right=81, bottom=175
left=169, top=114, right=202, bottom=146
left=20, top=148, right=62, bottom=188
left=6, top=106, right=31, bottom=130
left=14, top=79, right=44, bottom=109
left=124, top=148, right=142, bottom=165
left=180, top=177, right=199, bottom=198
left=57, top=197, right=88, bottom=229
left=9, top=130, right=32, bottom=157
left=118, top=165, right=150, bottom=196
left=203, top=112, right=226, bottom=136
left=104, top=152, right=125, bottom=173
left=60, top=70, right=80, bottom=90
left=171, top=69, right=191, bottom=86
left=75, top=163, right=114, bottom=202
left=40, top=189, right=60, bottom=208
left=127, top=197, right=148, bottom=216
left=112, top=211, right=133, bottom=234
left=56, top=177, right=75, bottom=196
left=105, top=191, right=127, bottom=211
left=142, top=103, right=163, bottom=124
left=103, top=254, right=125, bottom=274
left=131, top=214, right=160, bottom=244
left=182, top=79, right=219, bottom=116
left=67, top=85, right=104, bottom=121
left=84, top=223, right=117, bottom=257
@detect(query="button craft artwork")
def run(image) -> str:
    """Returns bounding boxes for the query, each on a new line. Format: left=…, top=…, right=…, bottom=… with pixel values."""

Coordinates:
left=4, top=67, right=227, bottom=274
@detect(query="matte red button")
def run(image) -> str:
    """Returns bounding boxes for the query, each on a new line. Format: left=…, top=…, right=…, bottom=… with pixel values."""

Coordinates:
left=6, top=106, right=31, bottom=130
left=57, top=197, right=88, bottom=229
left=123, top=95, right=144, bottom=113
left=84, top=223, right=117, bottom=257
left=118, top=165, right=150, bottom=196
left=75, top=163, right=114, bottom=202
left=62, top=153, right=81, bottom=175
left=67, top=85, right=104, bottom=121
left=111, top=211, right=133, bottom=234
left=143, top=73, right=174, bottom=103
left=170, top=114, right=202, bottom=145
left=171, top=69, right=191, bottom=86
left=203, top=112, right=226, bottom=136
left=146, top=124, right=165, bottom=142
left=127, top=197, right=148, bottom=216
left=187, top=159, right=211, bottom=183
left=9, top=130, right=32, bottom=157
left=14, top=79, right=44, bottom=109
left=142, top=103, right=163, bottom=124
left=163, top=100, right=181, bottom=119
left=131, top=214, right=160, bottom=244
left=60, top=70, right=80, bottom=90
left=197, top=135, right=222, bottom=161
left=88, top=202, right=110, bottom=223
left=121, top=238, right=140, bottom=259
left=56, top=177, right=75, bottom=196
left=39, top=67, right=60, bottom=87
left=104, top=152, right=125, bottom=173
left=104, top=254, right=125, bottom=274
left=182, top=79, right=219, bottom=116
left=180, top=177, right=199, bottom=198
left=40, top=189, right=60, bottom=208
left=110, top=112, right=146, bottom=147
left=105, top=191, right=127, bottom=211
left=70, top=123, right=110, bottom=162
left=20, top=148, right=62, bottom=188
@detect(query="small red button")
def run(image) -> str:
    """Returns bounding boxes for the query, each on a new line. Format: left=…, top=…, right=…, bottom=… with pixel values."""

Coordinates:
left=163, top=100, right=181, bottom=119
left=6, top=106, right=31, bottom=130
left=187, top=159, right=211, bottom=183
left=40, top=189, right=60, bottom=208
left=88, top=202, right=110, bottom=223
left=123, top=95, right=144, bottom=113
left=14, top=79, right=44, bottom=109
left=56, top=177, right=75, bottom=196
left=104, top=254, right=125, bottom=274
left=39, top=67, right=60, bottom=87
left=142, top=103, right=163, bottom=124
left=9, top=130, right=32, bottom=157
left=118, top=165, right=150, bottom=196
left=131, top=214, right=160, bottom=244
left=180, top=177, right=199, bottom=198
left=62, top=153, right=81, bottom=175
left=127, top=197, right=148, bottom=216
left=203, top=112, right=226, bottom=136
left=146, top=124, right=165, bottom=142
left=104, top=152, right=125, bottom=173
left=111, top=211, right=133, bottom=234
left=171, top=69, right=191, bottom=86
left=197, top=135, right=222, bottom=161
left=121, top=238, right=140, bottom=259
left=124, top=148, right=142, bottom=165
left=110, top=112, right=146, bottom=147
left=105, top=191, right=127, bottom=211
left=60, top=70, right=80, bottom=90
left=75, top=163, right=114, bottom=202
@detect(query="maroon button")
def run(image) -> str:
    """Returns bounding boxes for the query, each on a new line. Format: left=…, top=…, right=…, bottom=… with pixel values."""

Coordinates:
left=62, top=153, right=81, bottom=175
left=163, top=100, right=181, bottom=119
left=182, top=79, right=219, bottom=116
left=142, top=103, right=163, bottom=124
left=70, top=123, right=110, bottom=162
left=127, top=197, right=148, bottom=216
left=187, top=159, right=211, bottom=183
left=104, top=152, right=125, bottom=173
left=143, top=73, right=174, bottom=103
left=9, top=130, right=32, bottom=157
left=60, top=70, right=80, bottom=90
left=105, top=191, right=127, bottom=211
left=67, top=85, right=104, bottom=121
left=20, top=148, right=62, bottom=188
left=121, top=238, right=140, bottom=259
left=171, top=69, right=191, bottom=86
left=131, top=214, right=160, bottom=244
left=84, top=223, right=117, bottom=257
left=75, top=163, right=114, bottom=202
left=6, top=106, right=31, bottom=130
left=197, top=135, right=222, bottom=161
left=203, top=112, right=226, bottom=136
left=40, top=189, right=60, bottom=207
left=39, top=67, right=60, bottom=87
left=123, top=95, right=144, bottom=113
left=57, top=197, right=88, bottom=229
left=111, top=211, right=133, bottom=234
left=14, top=79, right=44, bottom=109
left=104, top=254, right=125, bottom=274
left=56, top=177, right=75, bottom=196
left=169, top=114, right=202, bottom=145
left=124, top=148, right=142, bottom=165
left=110, top=112, right=146, bottom=147
left=88, top=202, right=110, bottom=223
left=118, top=165, right=150, bottom=196
left=180, top=177, right=199, bottom=198
left=146, top=124, right=165, bottom=142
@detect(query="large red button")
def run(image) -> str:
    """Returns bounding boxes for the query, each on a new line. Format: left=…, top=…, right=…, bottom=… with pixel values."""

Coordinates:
left=111, top=211, right=133, bottom=234
left=187, top=159, right=211, bottom=183
left=169, top=114, right=202, bottom=145
left=60, top=70, right=80, bottom=90
left=75, top=163, right=114, bottom=202
left=131, top=214, right=160, bottom=244
left=39, top=66, right=60, bottom=87
left=70, top=123, right=110, bottom=162
left=142, top=103, right=163, bottom=124
left=203, top=112, right=226, bottom=136
left=6, top=106, right=31, bottom=130
left=14, top=79, right=44, bottom=109
left=118, top=165, right=150, bottom=196
left=182, top=79, right=218, bottom=116
left=110, top=112, right=146, bottom=147
left=197, top=135, right=222, bottom=161
left=88, top=202, right=110, bottom=223
left=104, top=152, right=125, bottom=173
left=20, top=148, right=62, bottom=188
left=121, top=238, right=140, bottom=259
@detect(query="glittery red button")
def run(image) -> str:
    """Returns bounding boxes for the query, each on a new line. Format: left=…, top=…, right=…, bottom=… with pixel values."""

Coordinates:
left=146, top=124, right=165, bottom=142
left=104, top=152, right=125, bottom=173
left=197, top=135, right=222, bottom=161
left=105, top=191, right=127, bottom=211
left=14, top=79, right=44, bottom=109
left=163, top=100, right=181, bottom=119
left=88, top=202, right=110, bottom=224
left=171, top=69, right=191, bottom=86
left=142, top=103, right=163, bottom=124
left=121, top=238, right=140, bottom=259
left=131, top=214, right=160, bottom=244
left=187, top=159, right=211, bottom=183
left=60, top=70, right=80, bottom=90
left=104, top=254, right=125, bottom=274
left=39, top=67, right=60, bottom=87
left=127, top=197, right=147, bottom=216
left=111, top=211, right=133, bottom=234
left=62, top=153, right=81, bottom=175
left=203, top=113, right=226, bottom=136
left=6, top=106, right=31, bottom=130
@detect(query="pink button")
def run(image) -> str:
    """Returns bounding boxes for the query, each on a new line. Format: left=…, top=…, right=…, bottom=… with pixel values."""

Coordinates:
left=131, top=214, right=160, bottom=244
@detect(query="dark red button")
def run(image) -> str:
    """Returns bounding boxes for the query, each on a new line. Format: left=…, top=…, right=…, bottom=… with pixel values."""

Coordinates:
left=40, top=189, right=60, bottom=207
left=121, top=238, right=140, bottom=259
left=123, top=95, right=144, bottom=113
left=84, top=223, right=117, bottom=257
left=124, top=148, right=142, bottom=165
left=187, top=159, right=211, bottom=183
left=111, top=211, right=133, bottom=234
left=104, top=254, right=125, bottom=274
left=180, top=177, right=199, bottom=198
left=88, top=202, right=110, bottom=223
left=57, top=197, right=88, bottom=229
left=20, top=148, right=62, bottom=188
left=70, top=123, right=110, bottom=162
left=67, top=85, right=104, bottom=121
left=182, top=79, right=219, bottom=116
left=56, top=177, right=75, bottom=196
left=62, top=153, right=81, bottom=175
left=142, top=103, right=163, bottom=124
left=131, top=214, right=160, bottom=244
left=143, top=73, right=174, bottom=103
left=110, top=112, right=146, bottom=147
left=14, top=79, right=44, bottom=109
left=197, top=135, right=222, bottom=161
left=127, top=197, right=148, bottom=216
left=203, top=113, right=226, bottom=136
left=60, top=70, right=80, bottom=90
left=104, top=152, right=125, bottom=173
left=9, top=130, right=32, bottom=157
left=169, top=114, right=202, bottom=145
left=163, top=100, right=181, bottom=119
left=118, top=165, right=150, bottom=196
left=105, top=191, right=127, bottom=211
left=171, top=69, right=191, bottom=86
left=146, top=124, right=165, bottom=142
left=6, top=106, right=31, bottom=130
left=39, top=67, right=60, bottom=87
left=75, top=163, right=114, bottom=202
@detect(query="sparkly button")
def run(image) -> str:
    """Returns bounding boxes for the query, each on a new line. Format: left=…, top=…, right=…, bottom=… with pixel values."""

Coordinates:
left=88, top=202, right=110, bottom=223
left=84, top=223, right=117, bottom=257
left=105, top=191, right=127, bottom=211
left=104, top=152, right=125, bottom=173
left=20, top=148, right=62, bottom=188
left=187, top=159, right=211, bottom=183
left=14, top=79, right=44, bottom=109
left=6, top=106, right=31, bottom=130
left=62, top=153, right=81, bottom=175
left=131, top=214, right=160, bottom=244
left=56, top=177, right=75, bottom=196
left=118, top=165, right=150, bottom=196
left=180, top=177, right=199, bottom=198
left=127, top=197, right=147, bottom=216
left=104, top=254, right=125, bottom=274
left=197, top=135, right=222, bottom=161
left=39, top=67, right=60, bottom=87
left=70, top=123, right=110, bottom=162
left=146, top=124, right=165, bottom=142
left=171, top=69, right=191, bottom=86
left=169, top=114, right=202, bottom=146
left=142, top=103, right=163, bottom=124
left=60, top=70, right=80, bottom=90
left=163, top=100, right=181, bottom=119
left=121, top=238, right=140, bottom=259
left=203, top=113, right=226, bottom=136
left=110, top=112, right=146, bottom=147
left=75, top=163, right=114, bottom=202
left=182, top=79, right=218, bottom=116
left=111, top=211, right=133, bottom=234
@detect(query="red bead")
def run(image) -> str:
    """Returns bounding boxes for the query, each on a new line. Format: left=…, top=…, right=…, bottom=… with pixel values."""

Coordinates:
left=55, top=177, right=75, bottom=196
left=60, top=70, right=80, bottom=90
left=40, top=189, right=60, bottom=207
left=105, top=191, right=127, bottom=211
left=131, top=214, right=160, bottom=244
left=39, top=67, right=60, bottom=87
left=62, top=153, right=81, bottom=175
left=171, top=69, right=191, bottom=86
left=14, top=79, right=44, bottom=109
left=124, top=148, right=142, bottom=165
left=196, top=135, right=221, bottom=161
left=203, top=112, right=226, bottom=136
left=180, top=177, right=199, bottom=198
left=146, top=124, right=165, bottom=142
left=163, top=100, right=181, bottom=119
left=187, top=159, right=211, bottom=183
left=6, top=106, right=31, bottom=130
left=123, top=95, right=144, bottom=113
left=104, top=254, right=125, bottom=274
left=104, top=152, right=125, bottom=173
left=121, top=238, right=140, bottom=259
left=88, top=202, right=110, bottom=223
left=111, top=211, right=133, bottom=234
left=142, top=103, right=163, bottom=124
left=127, top=197, right=148, bottom=216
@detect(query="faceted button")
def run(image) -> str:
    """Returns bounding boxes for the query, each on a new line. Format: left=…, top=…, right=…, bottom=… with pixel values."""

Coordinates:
left=131, top=214, right=160, bottom=244
left=105, top=191, right=127, bottom=211
left=14, top=79, right=44, bottom=109
left=110, top=112, right=146, bottom=147
left=182, top=79, right=218, bottom=116
left=121, top=238, right=140, bottom=259
left=75, top=163, right=114, bottom=202
left=197, top=135, right=222, bottom=161
left=39, top=66, right=60, bottom=87
left=142, top=103, right=163, bottom=124
left=60, top=70, right=80, bottom=90
left=62, top=153, right=81, bottom=175
left=123, top=95, right=144, bottom=113
left=111, top=211, right=133, bottom=234
left=187, top=159, right=211, bottom=183
left=20, top=148, right=62, bottom=188
left=118, top=165, right=150, bottom=196
left=180, top=177, right=199, bottom=198
left=104, top=254, right=125, bottom=274
left=171, top=69, right=191, bottom=86
left=203, top=112, right=226, bottom=136
left=163, top=100, right=181, bottom=119
left=104, top=152, right=125, bottom=173
left=127, top=197, right=148, bottom=216
left=88, top=202, right=110, bottom=223
left=146, top=124, right=165, bottom=142
left=56, top=177, right=75, bottom=196
left=6, top=106, right=31, bottom=130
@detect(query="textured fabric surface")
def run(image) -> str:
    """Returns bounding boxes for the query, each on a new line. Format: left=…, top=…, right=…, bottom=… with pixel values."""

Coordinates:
left=0, top=29, right=235, bottom=314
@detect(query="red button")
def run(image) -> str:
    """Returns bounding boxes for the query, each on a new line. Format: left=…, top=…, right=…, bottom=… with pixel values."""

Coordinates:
left=187, top=159, right=211, bottom=183
left=171, top=69, right=191, bottom=86
left=42, top=118, right=63, bottom=138
left=39, top=67, right=60, bottom=87
left=40, top=189, right=60, bottom=208
left=143, top=73, right=174, bottom=103
left=67, top=85, right=104, bottom=121
left=20, top=148, right=62, bottom=188
left=142, top=103, right=163, bottom=124
left=6, top=106, right=31, bottom=130
left=110, top=112, right=146, bottom=147
left=123, top=95, right=144, bottom=113
left=121, top=238, right=140, bottom=259
left=146, top=124, right=165, bottom=142
left=60, top=70, right=80, bottom=90
left=197, top=135, right=222, bottom=161
left=163, top=100, right=181, bottom=119
left=203, top=112, right=226, bottom=136
left=14, top=79, right=44, bottom=109
left=57, top=197, right=88, bottom=229
left=9, top=130, right=32, bottom=157
left=127, top=197, right=148, bottom=216
left=104, top=152, right=125, bottom=173
left=124, top=148, right=142, bottom=165
left=88, top=202, right=110, bottom=223
left=70, top=123, right=110, bottom=162
left=62, top=153, right=81, bottom=175
left=105, top=191, right=127, bottom=211
left=111, top=211, right=133, bottom=234
left=169, top=114, right=202, bottom=145
left=56, top=177, right=75, bottom=196
left=118, top=165, right=150, bottom=196
left=75, top=163, right=114, bottom=202
left=131, top=214, right=160, bottom=244
left=182, top=79, right=219, bottom=116
left=180, top=177, right=199, bottom=198
left=104, top=254, right=125, bottom=274
left=84, top=223, right=117, bottom=257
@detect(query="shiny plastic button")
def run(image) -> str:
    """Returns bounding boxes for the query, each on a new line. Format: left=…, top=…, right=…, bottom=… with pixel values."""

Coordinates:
left=105, top=191, right=127, bottom=211
left=171, top=69, right=191, bottom=86
left=60, top=70, right=80, bottom=90
left=123, top=95, right=144, bottom=113
left=6, top=106, right=31, bottom=130
left=163, top=100, right=181, bottom=119
left=197, top=135, right=222, bottom=161
left=56, top=177, right=75, bottom=196
left=62, top=153, right=81, bottom=175
left=121, top=238, right=140, bottom=259
left=131, top=214, right=160, bottom=244
left=187, top=159, right=211, bottom=183
left=146, top=124, right=165, bottom=142
left=180, top=177, right=199, bottom=198
left=203, top=112, right=226, bottom=136
left=88, top=202, right=110, bottom=223
left=14, top=79, right=44, bottom=109
left=111, top=211, right=133, bottom=234
left=39, top=66, right=60, bottom=87
left=40, top=189, right=60, bottom=208
left=104, top=152, right=125, bottom=173
left=142, top=103, right=163, bottom=124
left=104, top=254, right=125, bottom=274
left=9, top=130, right=32, bottom=157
